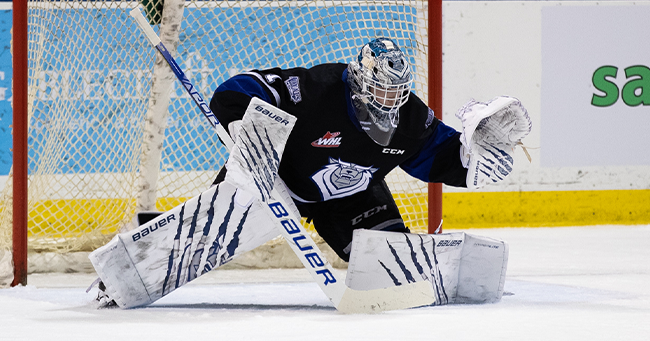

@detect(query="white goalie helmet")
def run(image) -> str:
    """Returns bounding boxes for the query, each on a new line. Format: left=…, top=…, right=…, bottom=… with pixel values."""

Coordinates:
left=347, top=37, right=413, bottom=146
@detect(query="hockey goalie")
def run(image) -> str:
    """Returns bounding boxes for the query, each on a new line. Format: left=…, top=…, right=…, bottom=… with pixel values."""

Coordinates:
left=89, top=34, right=532, bottom=313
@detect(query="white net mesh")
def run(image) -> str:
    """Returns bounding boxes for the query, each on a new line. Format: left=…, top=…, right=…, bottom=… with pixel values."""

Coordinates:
left=0, top=0, right=431, bottom=282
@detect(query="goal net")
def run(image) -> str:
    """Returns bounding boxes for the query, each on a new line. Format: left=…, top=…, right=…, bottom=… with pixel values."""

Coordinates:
left=0, top=0, right=431, bottom=286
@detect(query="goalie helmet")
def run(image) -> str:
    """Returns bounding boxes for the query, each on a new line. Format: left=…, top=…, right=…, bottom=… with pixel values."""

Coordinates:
left=347, top=37, right=413, bottom=146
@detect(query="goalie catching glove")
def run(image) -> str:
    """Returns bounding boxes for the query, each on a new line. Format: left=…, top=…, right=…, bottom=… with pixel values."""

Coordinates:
left=456, top=96, right=532, bottom=189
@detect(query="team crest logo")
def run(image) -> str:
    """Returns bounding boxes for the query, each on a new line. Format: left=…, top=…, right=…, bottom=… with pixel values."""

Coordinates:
left=311, top=131, right=342, bottom=148
left=284, top=76, right=302, bottom=104
left=311, top=158, right=378, bottom=200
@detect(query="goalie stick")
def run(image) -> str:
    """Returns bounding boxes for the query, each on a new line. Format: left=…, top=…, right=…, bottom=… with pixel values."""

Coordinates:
left=130, top=8, right=435, bottom=313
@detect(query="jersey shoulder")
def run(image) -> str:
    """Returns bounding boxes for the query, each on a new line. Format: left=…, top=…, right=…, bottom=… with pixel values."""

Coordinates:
left=279, top=63, right=348, bottom=89
left=256, top=63, right=346, bottom=81
left=243, top=63, right=347, bottom=106
left=396, top=94, right=439, bottom=139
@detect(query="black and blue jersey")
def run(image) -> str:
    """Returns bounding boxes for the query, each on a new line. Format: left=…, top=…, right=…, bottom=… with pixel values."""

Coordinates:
left=210, top=63, right=467, bottom=204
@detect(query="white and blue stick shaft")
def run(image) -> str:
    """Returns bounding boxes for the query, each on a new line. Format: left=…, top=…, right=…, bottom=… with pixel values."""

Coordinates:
left=130, top=9, right=233, bottom=151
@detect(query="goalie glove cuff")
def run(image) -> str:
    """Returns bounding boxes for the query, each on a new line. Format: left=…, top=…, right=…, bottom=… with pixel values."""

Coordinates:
left=466, top=141, right=515, bottom=189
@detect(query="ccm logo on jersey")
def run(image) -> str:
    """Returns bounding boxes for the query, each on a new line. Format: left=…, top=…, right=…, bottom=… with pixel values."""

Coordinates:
left=382, top=148, right=405, bottom=155
left=255, top=105, right=290, bottom=125
left=352, top=204, right=388, bottom=225
left=132, top=214, right=177, bottom=242
left=311, top=131, right=342, bottom=148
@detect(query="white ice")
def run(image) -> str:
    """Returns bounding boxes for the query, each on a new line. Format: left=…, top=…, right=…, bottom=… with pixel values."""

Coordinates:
left=1, top=225, right=649, bottom=341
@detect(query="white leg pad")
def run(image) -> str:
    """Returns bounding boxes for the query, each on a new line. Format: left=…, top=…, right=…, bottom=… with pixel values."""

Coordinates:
left=346, top=230, right=508, bottom=305
left=89, top=99, right=297, bottom=309
left=457, top=233, right=509, bottom=303
left=89, top=182, right=279, bottom=308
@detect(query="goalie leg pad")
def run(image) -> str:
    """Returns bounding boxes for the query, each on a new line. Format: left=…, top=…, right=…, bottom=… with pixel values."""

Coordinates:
left=89, top=182, right=279, bottom=308
left=457, top=233, right=508, bottom=303
left=345, top=229, right=508, bottom=305
left=90, top=99, right=297, bottom=309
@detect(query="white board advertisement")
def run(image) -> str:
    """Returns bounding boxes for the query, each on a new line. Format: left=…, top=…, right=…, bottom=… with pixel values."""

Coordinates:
left=541, top=5, right=650, bottom=167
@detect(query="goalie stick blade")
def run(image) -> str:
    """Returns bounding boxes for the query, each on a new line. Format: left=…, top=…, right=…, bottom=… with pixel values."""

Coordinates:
left=336, top=281, right=436, bottom=314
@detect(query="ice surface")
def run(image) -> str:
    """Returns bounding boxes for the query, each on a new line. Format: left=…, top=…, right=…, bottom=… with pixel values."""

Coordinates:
left=1, top=225, right=649, bottom=341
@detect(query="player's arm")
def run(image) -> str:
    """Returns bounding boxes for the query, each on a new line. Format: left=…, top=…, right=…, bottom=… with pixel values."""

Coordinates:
left=399, top=120, right=469, bottom=187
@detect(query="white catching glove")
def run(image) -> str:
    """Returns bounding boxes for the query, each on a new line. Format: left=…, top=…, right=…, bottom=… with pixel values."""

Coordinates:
left=456, top=96, right=532, bottom=189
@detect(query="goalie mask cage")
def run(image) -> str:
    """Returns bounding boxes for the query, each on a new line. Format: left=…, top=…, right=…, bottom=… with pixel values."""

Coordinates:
left=2, top=0, right=443, bottom=286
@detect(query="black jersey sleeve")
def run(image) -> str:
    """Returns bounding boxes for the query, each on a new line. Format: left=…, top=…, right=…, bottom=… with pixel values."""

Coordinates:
left=209, top=70, right=285, bottom=135
left=399, top=120, right=468, bottom=188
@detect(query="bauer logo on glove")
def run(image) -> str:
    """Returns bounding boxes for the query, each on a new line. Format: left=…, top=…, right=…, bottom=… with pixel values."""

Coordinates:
left=456, top=96, right=532, bottom=189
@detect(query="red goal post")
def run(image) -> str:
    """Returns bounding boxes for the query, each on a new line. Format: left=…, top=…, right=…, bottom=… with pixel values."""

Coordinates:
left=5, top=0, right=443, bottom=287
left=428, top=0, right=443, bottom=234
left=11, top=0, right=29, bottom=287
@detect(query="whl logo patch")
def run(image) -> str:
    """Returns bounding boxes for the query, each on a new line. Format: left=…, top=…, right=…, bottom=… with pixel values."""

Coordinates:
left=311, top=131, right=342, bottom=148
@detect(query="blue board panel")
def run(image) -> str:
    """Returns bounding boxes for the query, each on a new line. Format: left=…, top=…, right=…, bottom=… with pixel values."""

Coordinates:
left=0, top=9, right=11, bottom=176
left=8, top=5, right=419, bottom=175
